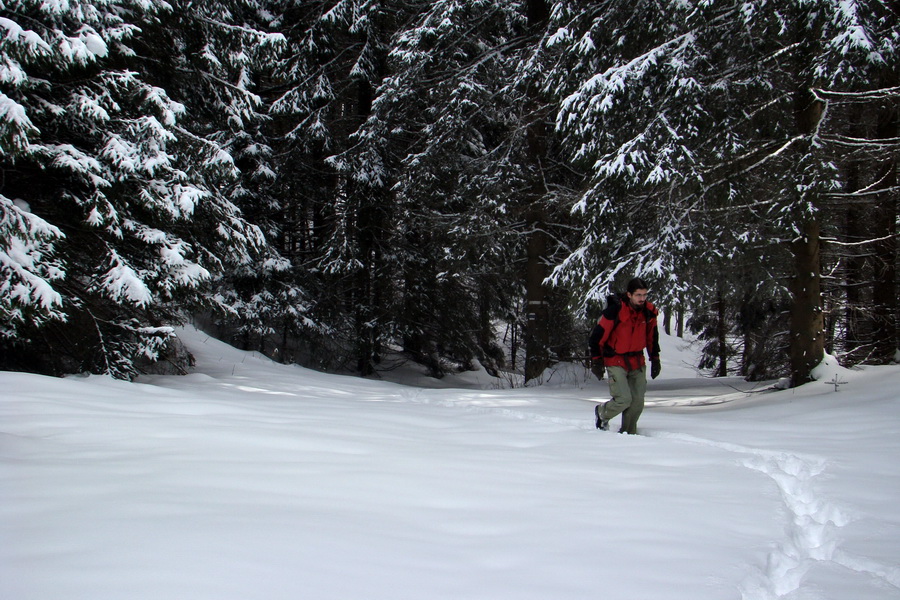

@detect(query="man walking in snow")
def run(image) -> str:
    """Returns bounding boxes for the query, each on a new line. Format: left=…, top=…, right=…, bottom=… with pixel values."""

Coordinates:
left=589, top=277, right=661, bottom=434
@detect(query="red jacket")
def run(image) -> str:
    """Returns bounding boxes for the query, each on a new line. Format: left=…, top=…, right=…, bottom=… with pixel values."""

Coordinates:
left=589, top=295, right=660, bottom=371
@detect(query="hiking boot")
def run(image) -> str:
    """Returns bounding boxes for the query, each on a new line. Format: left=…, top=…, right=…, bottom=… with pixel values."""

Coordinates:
left=594, top=404, right=609, bottom=430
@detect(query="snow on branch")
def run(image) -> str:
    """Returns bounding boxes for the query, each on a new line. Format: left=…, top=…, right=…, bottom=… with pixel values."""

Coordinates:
left=0, top=16, right=48, bottom=48
left=195, top=16, right=286, bottom=48
left=0, top=195, right=66, bottom=334
left=0, top=91, right=38, bottom=154
left=828, top=0, right=880, bottom=60
left=41, top=143, right=111, bottom=189
left=557, top=32, right=696, bottom=126
left=98, top=249, right=153, bottom=307
left=813, top=85, right=900, bottom=102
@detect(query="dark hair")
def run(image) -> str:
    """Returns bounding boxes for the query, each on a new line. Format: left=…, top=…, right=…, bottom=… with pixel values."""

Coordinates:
left=626, top=277, right=650, bottom=294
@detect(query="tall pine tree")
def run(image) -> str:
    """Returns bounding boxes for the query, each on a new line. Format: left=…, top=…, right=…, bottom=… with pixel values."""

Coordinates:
left=545, top=0, right=897, bottom=385
left=0, top=0, right=277, bottom=377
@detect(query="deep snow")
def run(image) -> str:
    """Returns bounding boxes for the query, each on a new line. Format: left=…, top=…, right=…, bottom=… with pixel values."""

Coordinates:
left=2, top=327, right=899, bottom=600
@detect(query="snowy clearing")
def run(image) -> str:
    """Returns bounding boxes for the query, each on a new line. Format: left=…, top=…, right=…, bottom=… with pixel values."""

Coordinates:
left=2, top=327, right=899, bottom=600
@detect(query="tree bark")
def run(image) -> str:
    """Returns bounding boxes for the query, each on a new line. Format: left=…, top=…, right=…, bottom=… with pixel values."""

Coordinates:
left=524, top=212, right=550, bottom=382
left=715, top=286, right=728, bottom=377
left=789, top=89, right=826, bottom=386
left=790, top=217, right=825, bottom=386
left=522, top=0, right=551, bottom=384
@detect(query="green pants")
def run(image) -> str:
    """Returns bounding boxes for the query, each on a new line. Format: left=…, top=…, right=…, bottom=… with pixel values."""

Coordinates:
left=600, top=365, right=647, bottom=434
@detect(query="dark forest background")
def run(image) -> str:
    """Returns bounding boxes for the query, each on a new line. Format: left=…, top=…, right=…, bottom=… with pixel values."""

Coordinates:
left=1, top=0, right=897, bottom=385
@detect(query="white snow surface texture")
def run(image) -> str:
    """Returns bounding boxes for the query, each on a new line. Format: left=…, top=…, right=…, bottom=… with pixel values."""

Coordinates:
left=2, top=327, right=899, bottom=600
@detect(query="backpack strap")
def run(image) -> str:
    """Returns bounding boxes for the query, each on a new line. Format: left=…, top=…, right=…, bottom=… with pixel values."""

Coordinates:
left=599, top=294, right=623, bottom=358
left=602, top=294, right=622, bottom=323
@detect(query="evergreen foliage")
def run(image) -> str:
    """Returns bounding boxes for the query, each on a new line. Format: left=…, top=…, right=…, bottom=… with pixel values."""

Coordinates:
left=545, top=0, right=898, bottom=383
left=1, top=0, right=896, bottom=382
left=0, top=0, right=276, bottom=377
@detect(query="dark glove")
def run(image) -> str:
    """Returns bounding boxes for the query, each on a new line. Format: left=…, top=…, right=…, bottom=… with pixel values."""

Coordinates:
left=591, top=359, right=605, bottom=381
left=650, top=358, right=661, bottom=380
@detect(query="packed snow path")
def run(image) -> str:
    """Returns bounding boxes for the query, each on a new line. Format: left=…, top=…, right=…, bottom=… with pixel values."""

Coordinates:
left=3, top=328, right=899, bottom=600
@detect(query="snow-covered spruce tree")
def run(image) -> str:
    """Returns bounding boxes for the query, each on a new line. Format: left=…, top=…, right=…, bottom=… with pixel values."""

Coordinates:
left=507, top=0, right=590, bottom=382
left=738, top=0, right=899, bottom=377
left=822, top=95, right=898, bottom=367
left=0, top=0, right=274, bottom=378
left=262, top=1, right=473, bottom=375
left=542, top=0, right=706, bottom=304
left=374, top=0, right=512, bottom=377
left=545, top=0, right=895, bottom=385
left=811, top=15, right=899, bottom=367
left=293, top=0, right=523, bottom=376
left=128, top=0, right=314, bottom=364
left=263, top=0, right=407, bottom=374
left=326, top=0, right=586, bottom=379
left=686, top=246, right=792, bottom=380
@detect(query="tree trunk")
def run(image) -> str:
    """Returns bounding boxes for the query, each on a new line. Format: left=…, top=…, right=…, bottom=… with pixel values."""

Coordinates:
left=715, top=286, right=728, bottom=377
left=742, top=328, right=753, bottom=379
left=789, top=88, right=826, bottom=387
left=509, top=316, right=519, bottom=372
left=524, top=213, right=550, bottom=382
left=790, top=218, right=826, bottom=386
left=352, top=79, right=381, bottom=377
left=522, top=0, right=551, bottom=384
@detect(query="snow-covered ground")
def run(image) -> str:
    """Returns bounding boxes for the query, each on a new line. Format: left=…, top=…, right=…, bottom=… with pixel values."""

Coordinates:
left=2, top=327, right=899, bottom=600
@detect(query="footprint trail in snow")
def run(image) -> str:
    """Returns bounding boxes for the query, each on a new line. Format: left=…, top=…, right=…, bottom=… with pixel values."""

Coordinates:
left=650, top=431, right=900, bottom=599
